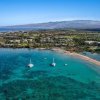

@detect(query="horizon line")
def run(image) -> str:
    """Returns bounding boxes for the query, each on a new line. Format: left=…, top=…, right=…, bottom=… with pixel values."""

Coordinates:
left=0, top=19, right=100, bottom=27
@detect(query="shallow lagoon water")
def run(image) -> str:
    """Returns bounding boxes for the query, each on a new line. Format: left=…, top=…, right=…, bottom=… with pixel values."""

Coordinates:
left=81, top=51, right=100, bottom=61
left=0, top=48, right=100, bottom=100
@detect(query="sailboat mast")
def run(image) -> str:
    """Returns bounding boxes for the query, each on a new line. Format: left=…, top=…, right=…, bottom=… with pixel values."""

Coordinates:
left=30, top=59, right=31, bottom=64
left=53, top=58, right=54, bottom=63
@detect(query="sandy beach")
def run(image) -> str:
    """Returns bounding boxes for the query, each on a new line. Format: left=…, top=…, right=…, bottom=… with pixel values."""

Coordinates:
left=52, top=48, right=100, bottom=66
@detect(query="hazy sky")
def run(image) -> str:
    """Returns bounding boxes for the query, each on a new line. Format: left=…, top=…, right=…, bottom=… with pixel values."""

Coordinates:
left=0, top=0, right=100, bottom=26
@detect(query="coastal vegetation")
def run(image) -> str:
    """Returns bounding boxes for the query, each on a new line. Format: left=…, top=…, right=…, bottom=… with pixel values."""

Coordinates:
left=0, top=29, right=100, bottom=53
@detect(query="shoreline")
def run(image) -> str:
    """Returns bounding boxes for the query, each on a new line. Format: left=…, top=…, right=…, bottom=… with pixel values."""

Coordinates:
left=52, top=48, right=100, bottom=66
left=0, top=47, right=100, bottom=66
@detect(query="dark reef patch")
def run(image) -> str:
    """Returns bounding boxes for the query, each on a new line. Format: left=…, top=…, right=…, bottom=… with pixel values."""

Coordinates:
left=0, top=76, right=100, bottom=100
left=0, top=68, right=13, bottom=80
left=23, top=70, right=49, bottom=79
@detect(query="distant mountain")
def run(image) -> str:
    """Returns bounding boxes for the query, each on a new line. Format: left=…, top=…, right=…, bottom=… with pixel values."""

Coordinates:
left=1, top=20, right=100, bottom=30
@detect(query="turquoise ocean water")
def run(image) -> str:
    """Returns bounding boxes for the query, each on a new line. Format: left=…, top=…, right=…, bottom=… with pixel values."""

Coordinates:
left=0, top=48, right=100, bottom=100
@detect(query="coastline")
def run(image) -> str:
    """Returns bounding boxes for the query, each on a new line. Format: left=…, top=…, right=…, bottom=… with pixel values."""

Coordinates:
left=0, top=47, right=100, bottom=66
left=52, top=48, right=100, bottom=66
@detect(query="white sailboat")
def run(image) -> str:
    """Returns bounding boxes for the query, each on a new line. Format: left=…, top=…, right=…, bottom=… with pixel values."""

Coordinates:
left=51, top=58, right=56, bottom=67
left=65, top=64, right=68, bottom=66
left=28, top=59, right=34, bottom=68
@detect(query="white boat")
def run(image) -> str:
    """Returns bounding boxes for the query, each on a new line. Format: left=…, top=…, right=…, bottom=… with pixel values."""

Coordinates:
left=28, top=59, right=34, bottom=68
left=51, top=58, right=56, bottom=67
left=44, top=58, right=47, bottom=60
left=65, top=64, right=68, bottom=66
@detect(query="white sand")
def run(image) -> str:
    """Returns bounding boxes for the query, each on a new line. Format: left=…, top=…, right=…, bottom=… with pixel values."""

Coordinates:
left=52, top=48, right=100, bottom=66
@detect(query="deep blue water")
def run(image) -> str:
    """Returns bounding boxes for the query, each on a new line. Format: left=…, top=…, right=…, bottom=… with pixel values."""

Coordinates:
left=0, top=48, right=100, bottom=100
left=0, top=27, right=36, bottom=32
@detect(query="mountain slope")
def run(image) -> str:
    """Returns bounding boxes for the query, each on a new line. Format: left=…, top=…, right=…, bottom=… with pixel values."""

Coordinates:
left=1, top=20, right=100, bottom=29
